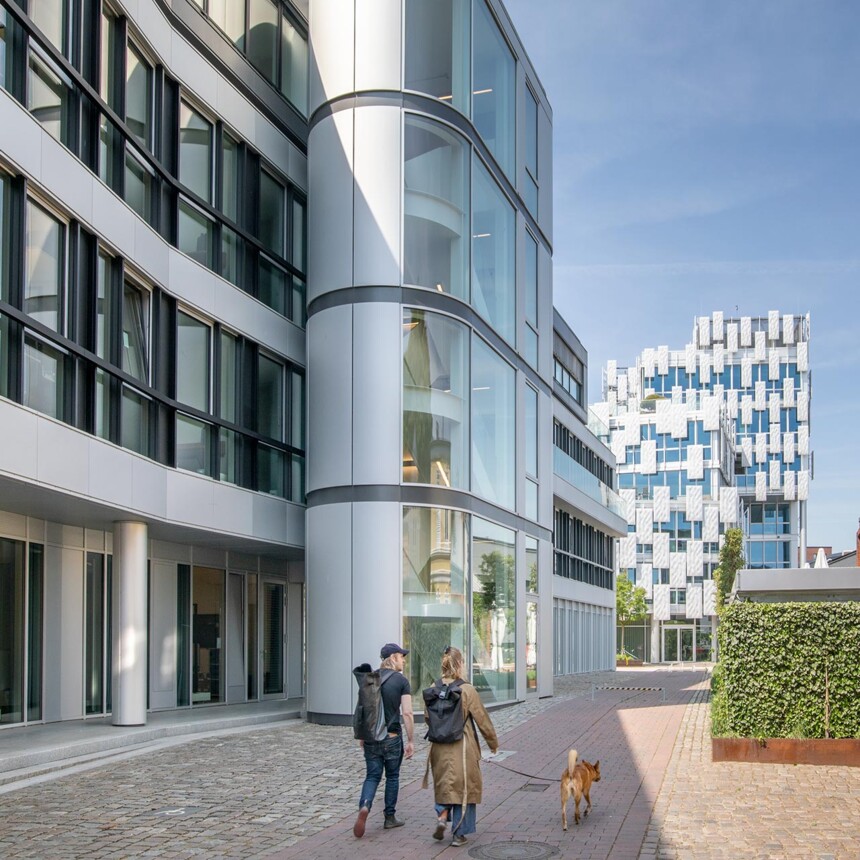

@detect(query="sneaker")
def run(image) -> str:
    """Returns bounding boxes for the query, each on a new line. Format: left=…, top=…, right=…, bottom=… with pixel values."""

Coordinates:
left=384, top=814, right=405, bottom=830
left=353, top=805, right=369, bottom=838
left=433, top=816, right=449, bottom=840
left=451, top=833, right=468, bottom=847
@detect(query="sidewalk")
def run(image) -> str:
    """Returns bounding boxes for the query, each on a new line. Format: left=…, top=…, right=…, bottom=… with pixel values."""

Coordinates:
left=267, top=667, right=703, bottom=860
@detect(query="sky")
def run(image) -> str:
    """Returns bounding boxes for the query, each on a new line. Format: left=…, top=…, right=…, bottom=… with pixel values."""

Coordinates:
left=505, top=0, right=860, bottom=552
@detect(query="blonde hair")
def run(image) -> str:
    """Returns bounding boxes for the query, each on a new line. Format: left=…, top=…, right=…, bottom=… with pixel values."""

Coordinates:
left=441, top=647, right=465, bottom=680
left=380, top=655, right=398, bottom=670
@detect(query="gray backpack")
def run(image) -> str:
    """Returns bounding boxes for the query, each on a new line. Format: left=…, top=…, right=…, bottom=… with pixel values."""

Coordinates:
left=352, top=664, right=395, bottom=742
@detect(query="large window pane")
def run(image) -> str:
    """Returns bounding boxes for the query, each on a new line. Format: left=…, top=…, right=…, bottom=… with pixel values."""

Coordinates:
left=219, top=427, right=238, bottom=484
left=124, top=146, right=153, bottom=221
left=95, top=253, right=111, bottom=359
left=0, top=176, right=5, bottom=304
left=209, top=0, right=246, bottom=49
left=525, top=383, right=538, bottom=477
left=221, top=133, right=239, bottom=222
left=94, top=368, right=110, bottom=439
left=220, top=227, right=242, bottom=287
left=404, top=116, right=469, bottom=300
left=525, top=601, right=537, bottom=693
left=402, top=506, right=466, bottom=695
left=192, top=567, right=224, bottom=703
left=402, top=309, right=469, bottom=489
left=524, top=86, right=539, bottom=213
left=219, top=331, right=238, bottom=422
left=290, top=370, right=303, bottom=448
left=0, top=538, right=25, bottom=724
left=23, top=335, right=65, bottom=419
left=247, top=0, right=278, bottom=83
left=291, top=197, right=305, bottom=272
left=471, top=335, right=515, bottom=509
left=0, top=314, right=9, bottom=399
left=28, top=50, right=70, bottom=144
left=473, top=0, right=515, bottom=176
left=27, top=544, right=44, bottom=721
left=257, top=353, right=283, bottom=440
left=179, top=102, right=213, bottom=203
left=280, top=16, right=308, bottom=115
left=121, top=282, right=149, bottom=382
left=176, top=311, right=210, bottom=411
left=525, top=232, right=538, bottom=328
left=26, top=200, right=64, bottom=332
left=471, top=517, right=516, bottom=704
left=472, top=157, right=515, bottom=342
left=405, top=0, right=470, bottom=114
left=259, top=170, right=285, bottom=256
left=126, top=44, right=152, bottom=150
left=257, top=443, right=284, bottom=496
left=258, top=256, right=287, bottom=315
left=100, top=8, right=116, bottom=105
left=31, top=0, right=66, bottom=55
left=84, top=553, right=105, bottom=715
left=120, top=385, right=150, bottom=455
left=176, top=413, right=211, bottom=475
left=178, top=199, right=213, bottom=268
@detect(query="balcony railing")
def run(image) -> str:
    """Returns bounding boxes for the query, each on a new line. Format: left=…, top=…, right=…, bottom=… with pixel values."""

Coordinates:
left=553, top=447, right=625, bottom=517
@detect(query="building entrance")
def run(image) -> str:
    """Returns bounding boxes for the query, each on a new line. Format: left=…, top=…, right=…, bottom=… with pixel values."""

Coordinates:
left=662, top=625, right=695, bottom=663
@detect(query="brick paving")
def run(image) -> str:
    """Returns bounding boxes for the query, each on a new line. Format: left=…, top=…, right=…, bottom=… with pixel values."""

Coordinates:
left=1, top=667, right=859, bottom=859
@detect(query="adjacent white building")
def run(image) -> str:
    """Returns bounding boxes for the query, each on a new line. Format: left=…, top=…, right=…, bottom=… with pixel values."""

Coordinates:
left=594, top=311, right=812, bottom=663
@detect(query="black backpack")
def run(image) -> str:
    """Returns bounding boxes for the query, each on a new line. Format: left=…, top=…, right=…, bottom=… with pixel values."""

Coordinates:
left=352, top=664, right=395, bottom=742
left=422, top=679, right=466, bottom=743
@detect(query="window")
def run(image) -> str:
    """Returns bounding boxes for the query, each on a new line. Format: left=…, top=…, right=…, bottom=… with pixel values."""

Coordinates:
left=524, top=232, right=538, bottom=367
left=525, top=383, right=538, bottom=477
left=402, top=309, right=469, bottom=490
left=23, top=335, right=66, bottom=419
left=125, top=44, right=152, bottom=150
left=209, top=0, right=246, bottom=48
left=247, top=0, right=278, bottom=83
left=473, top=0, right=515, bottom=176
left=31, top=0, right=68, bottom=56
left=100, top=7, right=118, bottom=106
left=403, top=115, right=469, bottom=301
left=259, top=169, right=285, bottom=256
left=176, top=311, right=211, bottom=411
left=280, top=13, right=308, bottom=115
left=120, top=384, right=150, bottom=455
left=524, top=86, right=539, bottom=213
left=257, top=352, right=283, bottom=441
left=25, top=200, right=65, bottom=333
left=221, top=133, right=239, bottom=222
left=121, top=282, right=149, bottom=383
left=178, top=198, right=213, bottom=268
left=176, top=413, right=211, bottom=474
left=124, top=146, right=153, bottom=221
left=472, top=156, right=515, bottom=343
left=472, top=335, right=515, bottom=509
left=28, top=48, right=71, bottom=145
left=179, top=102, right=214, bottom=203
left=404, top=0, right=470, bottom=114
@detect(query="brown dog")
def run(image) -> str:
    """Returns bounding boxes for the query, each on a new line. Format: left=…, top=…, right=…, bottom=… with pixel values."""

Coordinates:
left=560, top=748, right=601, bottom=830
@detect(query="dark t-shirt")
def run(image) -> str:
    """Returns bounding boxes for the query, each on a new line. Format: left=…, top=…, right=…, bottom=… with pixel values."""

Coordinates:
left=381, top=671, right=411, bottom=735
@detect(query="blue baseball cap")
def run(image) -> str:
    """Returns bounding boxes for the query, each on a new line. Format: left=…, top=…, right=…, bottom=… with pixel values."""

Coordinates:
left=380, top=643, right=409, bottom=658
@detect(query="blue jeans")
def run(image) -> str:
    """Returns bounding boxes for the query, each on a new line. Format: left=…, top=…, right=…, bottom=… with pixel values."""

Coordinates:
left=359, top=734, right=403, bottom=817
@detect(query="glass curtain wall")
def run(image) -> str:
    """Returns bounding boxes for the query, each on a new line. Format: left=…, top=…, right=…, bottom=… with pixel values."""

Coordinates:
left=471, top=517, right=515, bottom=703
left=402, top=310, right=469, bottom=490
left=404, top=0, right=470, bottom=114
left=471, top=335, right=515, bottom=509
left=525, top=536, right=538, bottom=693
left=192, top=567, right=225, bottom=704
left=0, top=538, right=25, bottom=725
left=404, top=116, right=469, bottom=300
left=471, top=157, right=515, bottom=344
left=402, top=506, right=467, bottom=695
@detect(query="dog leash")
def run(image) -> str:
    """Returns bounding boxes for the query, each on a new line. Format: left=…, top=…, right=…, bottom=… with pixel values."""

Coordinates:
left=483, top=687, right=645, bottom=782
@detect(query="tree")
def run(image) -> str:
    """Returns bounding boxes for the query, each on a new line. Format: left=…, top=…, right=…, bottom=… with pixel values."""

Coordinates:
left=715, top=527, right=745, bottom=612
left=616, top=573, right=647, bottom=660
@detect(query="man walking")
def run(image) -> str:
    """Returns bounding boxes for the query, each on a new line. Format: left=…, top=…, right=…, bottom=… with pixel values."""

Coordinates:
left=353, top=643, right=414, bottom=838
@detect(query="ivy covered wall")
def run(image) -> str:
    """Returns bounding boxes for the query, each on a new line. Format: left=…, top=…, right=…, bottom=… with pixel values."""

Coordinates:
left=712, top=602, right=860, bottom=738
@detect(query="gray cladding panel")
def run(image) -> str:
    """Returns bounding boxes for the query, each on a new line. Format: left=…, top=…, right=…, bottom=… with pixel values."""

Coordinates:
left=307, top=306, right=354, bottom=491
left=352, top=303, right=401, bottom=486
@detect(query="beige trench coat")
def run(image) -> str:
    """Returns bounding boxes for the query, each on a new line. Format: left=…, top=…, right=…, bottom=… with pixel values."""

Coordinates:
left=425, top=679, right=499, bottom=805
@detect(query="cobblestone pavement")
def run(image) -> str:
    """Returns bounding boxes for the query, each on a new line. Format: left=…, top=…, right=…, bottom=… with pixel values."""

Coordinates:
left=2, top=667, right=859, bottom=859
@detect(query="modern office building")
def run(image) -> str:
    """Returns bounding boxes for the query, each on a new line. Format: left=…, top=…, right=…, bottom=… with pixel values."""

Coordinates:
left=594, top=311, right=812, bottom=663
left=0, top=0, right=619, bottom=731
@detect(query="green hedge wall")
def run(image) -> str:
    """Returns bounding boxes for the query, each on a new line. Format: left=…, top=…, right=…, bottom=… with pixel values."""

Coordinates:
left=715, top=602, right=860, bottom=739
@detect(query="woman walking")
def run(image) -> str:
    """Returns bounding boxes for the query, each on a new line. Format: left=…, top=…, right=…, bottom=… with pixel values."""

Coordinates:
left=424, top=646, right=499, bottom=848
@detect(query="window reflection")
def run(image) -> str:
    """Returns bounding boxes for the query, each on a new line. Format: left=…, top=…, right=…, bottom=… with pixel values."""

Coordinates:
left=25, top=201, right=64, bottom=332
left=405, top=0, right=470, bottom=114
left=178, top=199, right=213, bottom=268
left=176, top=413, right=211, bottom=475
left=471, top=517, right=516, bottom=703
left=473, top=0, right=515, bottom=176
left=23, top=335, right=65, bottom=419
left=404, top=116, right=469, bottom=300
left=176, top=311, right=210, bottom=411
left=122, top=282, right=149, bottom=383
left=257, top=353, right=284, bottom=441
left=247, top=0, right=278, bottom=83
left=471, top=157, right=514, bottom=342
left=179, top=102, right=213, bottom=203
left=280, top=14, right=308, bottom=115
left=28, top=50, right=70, bottom=145
left=471, top=335, right=515, bottom=509
left=402, top=309, right=469, bottom=490
left=402, top=506, right=467, bottom=696
left=126, top=44, right=152, bottom=150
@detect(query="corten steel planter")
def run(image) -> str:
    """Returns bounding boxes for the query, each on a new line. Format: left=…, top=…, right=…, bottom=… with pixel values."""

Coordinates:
left=712, top=737, right=860, bottom=766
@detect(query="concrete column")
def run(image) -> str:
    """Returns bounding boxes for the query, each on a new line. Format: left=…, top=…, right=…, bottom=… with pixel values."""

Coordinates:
left=650, top=618, right=662, bottom=663
left=112, top=521, right=148, bottom=726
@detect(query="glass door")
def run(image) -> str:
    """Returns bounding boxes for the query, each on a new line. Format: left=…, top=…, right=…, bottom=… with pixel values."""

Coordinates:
left=680, top=628, right=694, bottom=661
left=663, top=625, right=679, bottom=662
left=192, top=567, right=225, bottom=704
left=262, top=580, right=284, bottom=696
left=662, top=625, right=696, bottom=663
